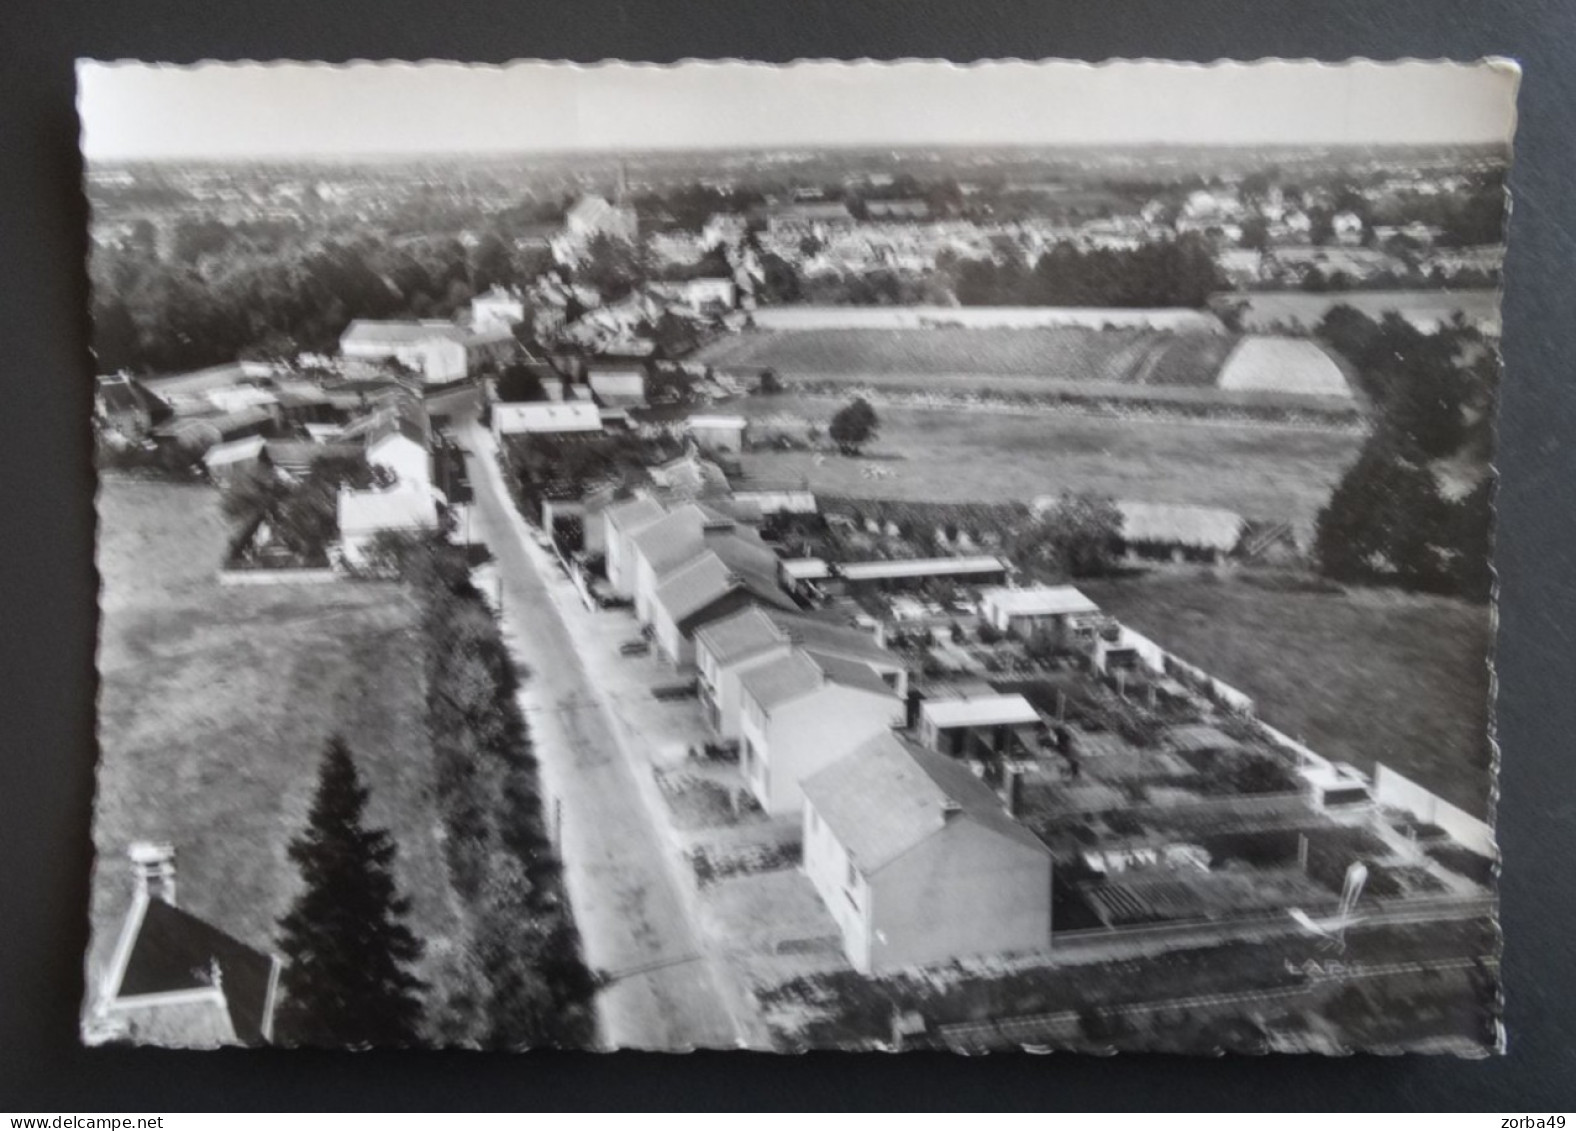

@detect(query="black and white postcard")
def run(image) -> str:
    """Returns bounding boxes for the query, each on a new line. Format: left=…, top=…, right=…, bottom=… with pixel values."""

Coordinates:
left=79, top=58, right=1515, bottom=1053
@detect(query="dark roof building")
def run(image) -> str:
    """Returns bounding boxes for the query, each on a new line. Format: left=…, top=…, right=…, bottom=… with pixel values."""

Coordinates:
left=87, top=844, right=280, bottom=1048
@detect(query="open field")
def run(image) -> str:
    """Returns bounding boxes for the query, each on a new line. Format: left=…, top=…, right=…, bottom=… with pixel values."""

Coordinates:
left=1079, top=569, right=1494, bottom=819
left=694, top=326, right=1241, bottom=388
left=732, top=395, right=1363, bottom=526
left=87, top=478, right=463, bottom=1014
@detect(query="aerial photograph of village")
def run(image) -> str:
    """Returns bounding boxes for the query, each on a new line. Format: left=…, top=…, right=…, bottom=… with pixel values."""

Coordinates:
left=80, top=59, right=1512, bottom=1054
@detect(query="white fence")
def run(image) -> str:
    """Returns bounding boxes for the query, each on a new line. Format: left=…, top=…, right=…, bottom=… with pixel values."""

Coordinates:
left=218, top=567, right=339, bottom=586
left=745, top=305, right=1227, bottom=333
left=1115, top=623, right=1257, bottom=715
left=1374, top=765, right=1497, bottom=858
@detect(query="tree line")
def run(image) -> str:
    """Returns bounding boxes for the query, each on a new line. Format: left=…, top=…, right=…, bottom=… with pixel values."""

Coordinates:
left=90, top=229, right=543, bottom=375
left=273, top=538, right=598, bottom=1047
left=1313, top=309, right=1496, bottom=602
left=947, top=234, right=1226, bottom=309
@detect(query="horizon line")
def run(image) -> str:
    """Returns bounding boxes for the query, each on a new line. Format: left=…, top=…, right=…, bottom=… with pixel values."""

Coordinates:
left=86, top=138, right=1513, bottom=166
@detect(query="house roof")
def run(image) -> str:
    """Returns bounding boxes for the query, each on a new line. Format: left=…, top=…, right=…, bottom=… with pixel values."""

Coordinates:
left=694, top=606, right=785, bottom=666
left=695, top=605, right=894, bottom=670
left=140, top=361, right=277, bottom=398
left=629, top=505, right=711, bottom=575
left=836, top=556, right=1009, bottom=583
left=337, top=485, right=439, bottom=537
left=1116, top=501, right=1244, bottom=553
left=103, top=896, right=278, bottom=1046
left=801, top=733, right=1048, bottom=875
left=739, top=650, right=826, bottom=711
left=604, top=495, right=667, bottom=534
left=655, top=552, right=738, bottom=626
left=981, top=585, right=1100, bottom=619
left=800, top=650, right=894, bottom=697
left=920, top=694, right=1041, bottom=730
left=340, top=319, right=464, bottom=348
left=740, top=647, right=896, bottom=713
left=493, top=401, right=603, bottom=434
left=648, top=453, right=731, bottom=498
left=780, top=558, right=832, bottom=581
left=348, top=396, right=431, bottom=446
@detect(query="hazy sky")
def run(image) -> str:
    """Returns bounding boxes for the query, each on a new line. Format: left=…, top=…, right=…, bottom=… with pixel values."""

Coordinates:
left=79, top=59, right=1519, bottom=161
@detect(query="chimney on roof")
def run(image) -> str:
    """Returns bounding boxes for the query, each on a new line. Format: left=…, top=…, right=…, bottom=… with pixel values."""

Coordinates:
left=129, top=842, right=177, bottom=906
left=940, top=799, right=964, bottom=822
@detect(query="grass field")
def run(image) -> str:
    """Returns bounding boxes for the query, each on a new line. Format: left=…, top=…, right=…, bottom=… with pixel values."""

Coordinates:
left=1079, top=569, right=1495, bottom=819
left=734, top=395, right=1363, bottom=526
left=693, top=326, right=1240, bottom=388
left=87, top=479, right=463, bottom=1019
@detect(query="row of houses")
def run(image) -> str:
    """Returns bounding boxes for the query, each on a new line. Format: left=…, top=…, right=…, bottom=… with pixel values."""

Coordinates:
left=596, top=485, right=1099, bottom=972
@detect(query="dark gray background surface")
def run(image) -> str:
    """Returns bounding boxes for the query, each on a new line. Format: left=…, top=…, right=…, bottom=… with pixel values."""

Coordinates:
left=2, top=0, right=1573, bottom=1111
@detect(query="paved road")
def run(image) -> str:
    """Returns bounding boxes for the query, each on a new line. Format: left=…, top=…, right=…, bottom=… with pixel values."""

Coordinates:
left=456, top=415, right=745, bottom=1051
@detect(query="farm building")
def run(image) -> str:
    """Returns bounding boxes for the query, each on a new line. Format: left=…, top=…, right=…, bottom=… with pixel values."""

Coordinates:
left=649, top=276, right=737, bottom=312
left=469, top=285, right=526, bottom=333
left=1215, top=336, right=1352, bottom=398
left=801, top=733, right=1052, bottom=974
left=917, top=694, right=1042, bottom=759
left=738, top=648, right=903, bottom=816
left=139, top=361, right=282, bottom=416
left=834, top=556, right=1011, bottom=593
left=778, top=557, right=833, bottom=600
left=490, top=400, right=604, bottom=444
left=731, top=487, right=818, bottom=516
left=685, top=414, right=749, bottom=453
left=696, top=605, right=905, bottom=740
left=765, top=201, right=856, bottom=235
left=340, top=320, right=516, bottom=385
left=979, top=585, right=1102, bottom=641
left=201, top=436, right=268, bottom=486
left=647, top=451, right=732, bottom=498
left=87, top=844, right=280, bottom=1047
left=1115, top=500, right=1246, bottom=563
left=587, top=363, right=649, bottom=409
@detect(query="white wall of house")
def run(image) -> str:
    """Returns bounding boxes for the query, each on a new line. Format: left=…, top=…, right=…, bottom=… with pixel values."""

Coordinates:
left=866, top=822, right=1052, bottom=974
left=802, top=802, right=873, bottom=970
left=698, top=641, right=790, bottom=739
left=367, top=434, right=430, bottom=489
left=739, top=685, right=900, bottom=816
left=603, top=514, right=636, bottom=596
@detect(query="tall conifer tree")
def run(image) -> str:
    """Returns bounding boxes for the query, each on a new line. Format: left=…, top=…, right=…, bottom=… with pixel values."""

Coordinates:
left=275, top=737, right=427, bottom=1046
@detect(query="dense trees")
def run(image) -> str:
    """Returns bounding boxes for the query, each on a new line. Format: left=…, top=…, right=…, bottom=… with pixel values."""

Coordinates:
left=1010, top=492, right=1124, bottom=581
left=275, top=737, right=428, bottom=1047
left=1313, top=309, right=1497, bottom=601
left=380, top=538, right=597, bottom=1047
left=221, top=452, right=385, bottom=566
left=952, top=235, right=1224, bottom=309
left=90, top=229, right=521, bottom=375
